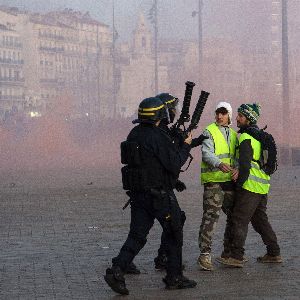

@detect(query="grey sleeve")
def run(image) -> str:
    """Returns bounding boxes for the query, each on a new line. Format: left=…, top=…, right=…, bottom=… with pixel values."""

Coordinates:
left=201, top=129, right=221, bottom=168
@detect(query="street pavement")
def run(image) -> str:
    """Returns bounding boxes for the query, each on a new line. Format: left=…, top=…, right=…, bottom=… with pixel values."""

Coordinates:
left=0, top=167, right=299, bottom=299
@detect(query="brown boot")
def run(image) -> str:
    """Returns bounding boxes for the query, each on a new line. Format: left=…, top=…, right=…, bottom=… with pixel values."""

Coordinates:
left=257, top=254, right=282, bottom=263
left=197, top=254, right=214, bottom=271
left=216, top=255, right=248, bottom=264
left=242, top=256, right=249, bottom=263
left=215, top=256, right=227, bottom=264
left=218, top=257, right=244, bottom=268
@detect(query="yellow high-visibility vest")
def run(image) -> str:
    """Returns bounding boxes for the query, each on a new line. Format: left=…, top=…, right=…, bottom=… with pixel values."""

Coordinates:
left=238, top=133, right=270, bottom=194
left=201, top=123, right=237, bottom=184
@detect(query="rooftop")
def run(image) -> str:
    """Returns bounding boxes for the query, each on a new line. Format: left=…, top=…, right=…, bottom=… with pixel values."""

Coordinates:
left=48, top=9, right=109, bottom=27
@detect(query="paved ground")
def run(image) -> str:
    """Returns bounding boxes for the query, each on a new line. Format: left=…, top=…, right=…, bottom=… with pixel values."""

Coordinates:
left=0, top=167, right=299, bottom=299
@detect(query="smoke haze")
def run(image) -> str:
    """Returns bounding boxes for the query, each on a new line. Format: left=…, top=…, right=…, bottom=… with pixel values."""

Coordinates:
left=0, top=0, right=300, bottom=175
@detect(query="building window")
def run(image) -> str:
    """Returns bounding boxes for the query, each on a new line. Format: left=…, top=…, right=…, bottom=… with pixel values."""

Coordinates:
left=14, top=71, right=20, bottom=80
left=142, top=37, right=146, bottom=48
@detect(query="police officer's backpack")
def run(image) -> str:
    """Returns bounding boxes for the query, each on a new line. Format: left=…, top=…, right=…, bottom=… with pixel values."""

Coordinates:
left=245, top=126, right=278, bottom=175
left=120, top=141, right=143, bottom=191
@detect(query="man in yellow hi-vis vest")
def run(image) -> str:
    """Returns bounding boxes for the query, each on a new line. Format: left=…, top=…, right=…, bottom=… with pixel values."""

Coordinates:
left=219, top=103, right=282, bottom=268
left=197, top=101, right=238, bottom=271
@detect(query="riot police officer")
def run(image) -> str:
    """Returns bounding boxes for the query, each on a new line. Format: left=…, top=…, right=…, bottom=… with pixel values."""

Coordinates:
left=153, top=92, right=208, bottom=270
left=104, top=97, right=197, bottom=295
left=126, top=93, right=208, bottom=273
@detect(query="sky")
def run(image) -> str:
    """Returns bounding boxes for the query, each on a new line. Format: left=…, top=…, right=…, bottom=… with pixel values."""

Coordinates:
left=0, top=0, right=241, bottom=42
left=1, top=1, right=299, bottom=51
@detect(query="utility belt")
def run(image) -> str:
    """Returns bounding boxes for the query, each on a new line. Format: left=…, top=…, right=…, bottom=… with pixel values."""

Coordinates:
left=149, top=188, right=170, bottom=211
left=122, top=186, right=185, bottom=245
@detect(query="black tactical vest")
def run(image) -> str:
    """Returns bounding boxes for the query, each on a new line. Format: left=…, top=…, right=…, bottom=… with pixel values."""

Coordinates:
left=121, top=124, right=175, bottom=191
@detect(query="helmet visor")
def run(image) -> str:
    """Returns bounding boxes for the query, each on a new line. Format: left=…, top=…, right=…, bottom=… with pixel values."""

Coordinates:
left=174, top=101, right=181, bottom=119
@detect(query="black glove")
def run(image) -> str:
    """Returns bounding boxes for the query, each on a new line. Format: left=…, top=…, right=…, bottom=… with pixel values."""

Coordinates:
left=175, top=179, right=186, bottom=192
left=191, top=134, right=208, bottom=148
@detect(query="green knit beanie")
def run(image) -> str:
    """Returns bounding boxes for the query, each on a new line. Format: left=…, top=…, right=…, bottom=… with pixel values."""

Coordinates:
left=237, top=103, right=261, bottom=124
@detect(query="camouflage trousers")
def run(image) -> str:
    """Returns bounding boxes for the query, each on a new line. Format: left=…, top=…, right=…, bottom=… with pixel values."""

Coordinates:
left=198, top=182, right=235, bottom=254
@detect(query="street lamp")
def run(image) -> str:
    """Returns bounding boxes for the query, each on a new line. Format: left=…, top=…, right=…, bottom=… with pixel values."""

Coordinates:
left=148, top=0, right=158, bottom=94
left=112, top=0, right=117, bottom=118
left=281, top=0, right=290, bottom=163
left=192, top=0, right=203, bottom=86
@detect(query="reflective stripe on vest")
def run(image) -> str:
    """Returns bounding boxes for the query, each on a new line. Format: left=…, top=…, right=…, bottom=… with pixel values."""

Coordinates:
left=238, top=133, right=270, bottom=194
left=201, top=123, right=237, bottom=184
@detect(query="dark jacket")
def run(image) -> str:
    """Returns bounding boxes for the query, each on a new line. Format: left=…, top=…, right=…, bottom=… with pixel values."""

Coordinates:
left=236, top=125, right=259, bottom=189
left=126, top=123, right=191, bottom=190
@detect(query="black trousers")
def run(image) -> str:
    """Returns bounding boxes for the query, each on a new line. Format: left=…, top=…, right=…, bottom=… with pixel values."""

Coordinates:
left=230, top=189, right=280, bottom=260
left=157, top=210, right=186, bottom=258
left=112, top=190, right=183, bottom=278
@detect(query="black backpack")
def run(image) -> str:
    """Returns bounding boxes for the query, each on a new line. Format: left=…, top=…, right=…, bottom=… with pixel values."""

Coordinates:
left=244, top=126, right=278, bottom=176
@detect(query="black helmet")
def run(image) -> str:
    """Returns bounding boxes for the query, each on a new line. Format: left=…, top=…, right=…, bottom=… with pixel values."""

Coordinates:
left=156, top=93, right=179, bottom=123
left=134, top=97, right=168, bottom=124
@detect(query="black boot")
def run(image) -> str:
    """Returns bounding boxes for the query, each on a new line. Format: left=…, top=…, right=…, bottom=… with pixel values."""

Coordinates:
left=154, top=254, right=185, bottom=271
left=104, top=266, right=129, bottom=295
left=163, top=275, right=197, bottom=290
left=154, top=254, right=168, bottom=270
left=126, top=262, right=141, bottom=274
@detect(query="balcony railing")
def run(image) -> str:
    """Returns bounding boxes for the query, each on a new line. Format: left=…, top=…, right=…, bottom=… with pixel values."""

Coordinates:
left=0, top=42, right=23, bottom=49
left=0, top=58, right=24, bottom=65
left=39, top=46, right=64, bottom=52
left=0, top=95, right=24, bottom=101
left=0, top=77, right=25, bottom=83
left=40, top=78, right=65, bottom=85
left=38, top=32, right=65, bottom=41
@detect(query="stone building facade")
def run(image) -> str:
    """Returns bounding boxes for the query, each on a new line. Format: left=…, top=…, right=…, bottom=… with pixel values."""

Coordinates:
left=0, top=6, right=113, bottom=120
left=0, top=8, right=25, bottom=118
left=116, top=14, right=169, bottom=118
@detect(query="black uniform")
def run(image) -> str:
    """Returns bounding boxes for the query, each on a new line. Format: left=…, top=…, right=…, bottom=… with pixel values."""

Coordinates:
left=105, top=96, right=197, bottom=295
left=153, top=120, right=206, bottom=267
left=113, top=123, right=191, bottom=279
left=151, top=120, right=187, bottom=268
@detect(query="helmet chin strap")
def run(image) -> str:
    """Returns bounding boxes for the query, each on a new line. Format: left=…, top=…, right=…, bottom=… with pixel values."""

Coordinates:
left=165, top=107, right=171, bottom=124
left=169, top=111, right=175, bottom=123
